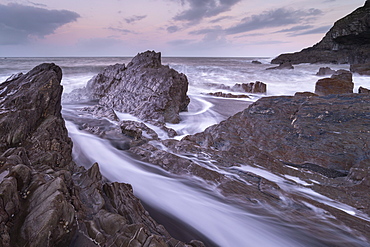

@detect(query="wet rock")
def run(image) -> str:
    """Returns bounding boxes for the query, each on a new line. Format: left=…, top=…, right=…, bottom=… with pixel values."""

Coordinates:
left=233, top=81, right=267, bottom=94
left=65, top=50, right=190, bottom=124
left=272, top=2, right=370, bottom=64
left=294, top=92, right=318, bottom=97
left=252, top=60, right=262, bottom=64
left=80, top=105, right=120, bottom=122
left=315, top=70, right=354, bottom=96
left=266, top=62, right=294, bottom=70
left=0, top=64, right=200, bottom=247
left=208, top=92, right=250, bottom=98
left=359, top=86, right=370, bottom=94
left=350, top=62, right=370, bottom=75
left=316, top=67, right=336, bottom=76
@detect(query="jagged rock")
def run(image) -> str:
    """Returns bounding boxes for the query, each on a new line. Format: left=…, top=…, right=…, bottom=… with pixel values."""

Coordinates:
left=272, top=2, right=370, bottom=64
left=316, top=67, right=336, bottom=76
left=350, top=62, right=370, bottom=75
left=208, top=92, right=250, bottom=98
left=233, top=81, right=267, bottom=94
left=130, top=93, right=370, bottom=243
left=315, top=70, right=354, bottom=95
left=0, top=64, right=201, bottom=247
left=65, top=50, right=190, bottom=124
left=359, top=86, right=370, bottom=93
left=80, top=105, right=120, bottom=122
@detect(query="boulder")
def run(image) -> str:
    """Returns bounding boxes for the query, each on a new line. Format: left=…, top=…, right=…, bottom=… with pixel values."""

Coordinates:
left=65, top=50, right=190, bottom=124
left=359, top=86, right=370, bottom=93
left=315, top=70, right=354, bottom=96
left=266, top=62, right=294, bottom=70
left=272, top=2, right=370, bottom=64
left=350, top=62, right=370, bottom=75
left=252, top=60, right=262, bottom=64
left=0, top=64, right=201, bottom=247
left=316, top=67, right=336, bottom=76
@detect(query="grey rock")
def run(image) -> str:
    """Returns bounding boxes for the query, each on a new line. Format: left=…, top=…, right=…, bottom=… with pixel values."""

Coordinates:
left=315, top=70, right=354, bottom=95
left=272, top=2, right=370, bottom=64
left=316, top=67, right=336, bottom=76
left=359, top=86, right=370, bottom=93
left=350, top=62, right=370, bottom=75
left=233, top=81, right=267, bottom=94
left=266, top=62, right=294, bottom=70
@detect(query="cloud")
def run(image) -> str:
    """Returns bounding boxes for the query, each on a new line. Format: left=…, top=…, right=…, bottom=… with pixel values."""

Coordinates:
left=167, top=25, right=181, bottom=33
left=124, top=15, right=147, bottom=24
left=107, top=27, right=138, bottom=35
left=225, top=8, right=322, bottom=35
left=0, top=3, right=80, bottom=45
left=289, top=25, right=332, bottom=36
left=173, top=0, right=241, bottom=23
left=275, top=25, right=314, bottom=33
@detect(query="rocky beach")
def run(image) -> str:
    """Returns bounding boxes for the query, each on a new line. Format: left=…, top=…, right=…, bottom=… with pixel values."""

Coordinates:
left=1, top=2, right=370, bottom=246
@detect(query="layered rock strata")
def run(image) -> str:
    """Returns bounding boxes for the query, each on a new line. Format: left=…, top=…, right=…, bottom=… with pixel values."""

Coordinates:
left=0, top=64, right=202, bottom=247
left=272, top=1, right=370, bottom=64
left=64, top=51, right=190, bottom=124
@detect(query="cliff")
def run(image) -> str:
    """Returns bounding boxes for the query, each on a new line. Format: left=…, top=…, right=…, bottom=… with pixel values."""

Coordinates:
left=272, top=1, right=370, bottom=64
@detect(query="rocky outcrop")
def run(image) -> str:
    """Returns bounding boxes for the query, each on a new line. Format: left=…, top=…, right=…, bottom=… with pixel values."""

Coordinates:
left=129, top=93, right=370, bottom=243
left=232, top=81, right=267, bottom=94
left=314, top=70, right=354, bottom=95
left=359, top=86, right=370, bottom=93
left=316, top=67, right=336, bottom=76
left=0, top=64, right=202, bottom=247
left=64, top=51, right=190, bottom=124
left=272, top=1, right=370, bottom=64
left=350, top=62, right=370, bottom=75
left=208, top=92, right=250, bottom=98
left=266, top=62, right=294, bottom=70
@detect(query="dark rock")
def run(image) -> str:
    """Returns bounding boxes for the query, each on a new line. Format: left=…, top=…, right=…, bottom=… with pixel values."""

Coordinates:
left=65, top=50, right=190, bottom=124
left=294, top=92, right=318, bottom=97
left=0, top=64, right=201, bottom=247
left=266, top=62, right=294, bottom=70
left=130, top=93, right=370, bottom=243
left=350, top=62, right=370, bottom=75
left=359, top=86, right=370, bottom=93
left=80, top=105, right=120, bottom=122
left=252, top=60, right=262, bottom=64
left=316, top=67, right=336, bottom=76
left=315, top=70, right=354, bottom=96
left=208, top=92, right=250, bottom=98
left=272, top=2, right=370, bottom=64
left=233, top=81, right=267, bottom=94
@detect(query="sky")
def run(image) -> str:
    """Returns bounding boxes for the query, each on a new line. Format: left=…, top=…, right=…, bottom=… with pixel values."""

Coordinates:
left=0, top=0, right=366, bottom=57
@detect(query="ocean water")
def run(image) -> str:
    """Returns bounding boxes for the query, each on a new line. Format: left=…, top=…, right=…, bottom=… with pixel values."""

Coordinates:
left=1, top=57, right=370, bottom=246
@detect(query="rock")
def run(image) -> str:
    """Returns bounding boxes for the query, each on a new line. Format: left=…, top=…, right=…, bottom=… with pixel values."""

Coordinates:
left=252, top=60, right=262, bottom=64
left=350, top=62, right=370, bottom=75
left=266, top=62, right=294, bottom=70
left=233, top=81, right=267, bottom=94
left=80, top=105, right=120, bottom=122
left=294, top=92, right=318, bottom=97
left=359, top=86, right=370, bottom=93
left=130, top=93, right=370, bottom=243
left=208, top=92, right=250, bottom=98
left=315, top=70, right=354, bottom=96
left=272, top=2, right=370, bottom=64
left=65, top=50, right=190, bottom=124
left=0, top=64, right=201, bottom=247
left=316, top=67, right=336, bottom=76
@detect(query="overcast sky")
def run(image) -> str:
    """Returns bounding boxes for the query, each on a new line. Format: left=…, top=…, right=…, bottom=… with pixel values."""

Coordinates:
left=0, top=0, right=366, bottom=57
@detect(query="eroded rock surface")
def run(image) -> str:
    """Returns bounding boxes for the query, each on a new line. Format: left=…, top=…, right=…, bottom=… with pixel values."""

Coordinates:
left=64, top=51, right=190, bottom=124
left=272, top=1, right=370, bottom=64
left=0, top=64, right=202, bottom=247
left=314, top=70, right=354, bottom=95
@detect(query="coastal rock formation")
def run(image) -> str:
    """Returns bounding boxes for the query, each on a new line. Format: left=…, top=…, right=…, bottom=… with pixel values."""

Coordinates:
left=232, top=81, right=267, bottom=94
left=208, top=92, right=250, bottom=98
left=65, top=51, right=190, bottom=124
left=316, top=67, right=336, bottom=76
left=266, top=62, right=294, bottom=70
left=359, top=86, right=370, bottom=93
left=350, top=62, right=370, bottom=75
left=314, top=70, right=354, bottom=95
left=0, top=64, right=202, bottom=247
left=129, top=93, right=370, bottom=243
left=272, top=1, right=370, bottom=64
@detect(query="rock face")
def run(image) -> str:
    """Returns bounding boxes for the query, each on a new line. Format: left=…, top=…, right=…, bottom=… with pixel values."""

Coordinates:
left=0, top=64, right=202, bottom=247
left=272, top=1, right=370, bottom=64
left=314, top=70, right=354, bottom=95
left=350, top=62, right=370, bottom=75
left=129, top=93, right=370, bottom=244
left=65, top=51, right=190, bottom=124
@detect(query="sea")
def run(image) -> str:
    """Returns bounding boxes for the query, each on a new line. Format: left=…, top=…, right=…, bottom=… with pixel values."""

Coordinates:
left=1, top=56, right=370, bottom=247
